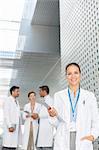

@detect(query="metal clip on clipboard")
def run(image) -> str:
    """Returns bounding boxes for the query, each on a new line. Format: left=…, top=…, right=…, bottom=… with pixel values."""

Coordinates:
left=24, top=110, right=32, bottom=117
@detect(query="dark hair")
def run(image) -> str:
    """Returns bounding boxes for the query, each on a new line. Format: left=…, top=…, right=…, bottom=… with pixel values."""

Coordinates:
left=10, top=86, right=20, bottom=95
left=65, top=63, right=81, bottom=74
left=39, top=85, right=49, bottom=94
left=28, top=91, right=36, bottom=97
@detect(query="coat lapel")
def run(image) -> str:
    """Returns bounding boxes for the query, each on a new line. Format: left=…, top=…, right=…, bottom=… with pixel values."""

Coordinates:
left=58, top=89, right=70, bottom=123
left=76, top=89, right=87, bottom=132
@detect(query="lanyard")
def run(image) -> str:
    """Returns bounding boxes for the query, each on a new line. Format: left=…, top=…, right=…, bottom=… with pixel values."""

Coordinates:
left=68, top=87, right=80, bottom=117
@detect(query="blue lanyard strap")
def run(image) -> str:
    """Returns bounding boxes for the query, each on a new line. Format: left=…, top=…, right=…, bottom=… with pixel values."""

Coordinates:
left=68, top=87, right=80, bottom=117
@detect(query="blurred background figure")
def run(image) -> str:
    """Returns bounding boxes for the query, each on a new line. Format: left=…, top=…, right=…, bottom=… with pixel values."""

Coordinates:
left=22, top=91, right=41, bottom=150
left=2, top=86, right=21, bottom=150
left=37, top=85, right=54, bottom=150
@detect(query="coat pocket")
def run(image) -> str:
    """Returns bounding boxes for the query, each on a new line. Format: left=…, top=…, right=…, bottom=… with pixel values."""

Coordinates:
left=80, top=140, right=93, bottom=150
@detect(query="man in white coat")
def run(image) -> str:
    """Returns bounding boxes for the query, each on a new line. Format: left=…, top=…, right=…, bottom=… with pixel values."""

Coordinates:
left=37, top=85, right=54, bottom=150
left=2, top=86, right=21, bottom=150
left=48, top=63, right=99, bottom=150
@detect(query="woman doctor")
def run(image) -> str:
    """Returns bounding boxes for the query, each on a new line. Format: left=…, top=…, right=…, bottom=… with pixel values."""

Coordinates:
left=48, top=63, right=99, bottom=150
left=22, top=91, right=40, bottom=150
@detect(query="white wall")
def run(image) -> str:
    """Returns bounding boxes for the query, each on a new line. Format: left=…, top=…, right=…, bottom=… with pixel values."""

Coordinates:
left=18, top=21, right=59, bottom=54
left=17, top=0, right=60, bottom=55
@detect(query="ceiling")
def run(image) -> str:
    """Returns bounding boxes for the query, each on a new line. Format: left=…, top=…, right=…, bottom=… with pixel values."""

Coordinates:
left=9, top=52, right=60, bottom=106
left=0, top=51, right=60, bottom=107
left=0, top=0, right=60, bottom=108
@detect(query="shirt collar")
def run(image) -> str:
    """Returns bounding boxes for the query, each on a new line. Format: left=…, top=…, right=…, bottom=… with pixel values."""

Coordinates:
left=10, top=95, right=15, bottom=100
left=68, top=87, right=79, bottom=97
left=44, top=94, right=50, bottom=100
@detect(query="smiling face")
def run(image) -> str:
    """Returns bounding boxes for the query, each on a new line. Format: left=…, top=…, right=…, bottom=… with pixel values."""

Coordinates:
left=29, top=93, right=36, bottom=103
left=66, top=65, right=81, bottom=88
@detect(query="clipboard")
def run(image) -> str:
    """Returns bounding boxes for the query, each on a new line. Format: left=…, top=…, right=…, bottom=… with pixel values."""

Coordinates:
left=24, top=110, right=32, bottom=117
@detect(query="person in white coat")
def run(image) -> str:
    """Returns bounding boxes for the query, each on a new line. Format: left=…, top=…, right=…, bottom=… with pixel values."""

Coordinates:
left=22, top=91, right=41, bottom=150
left=37, top=85, right=54, bottom=150
left=48, top=63, right=99, bottom=150
left=2, top=86, right=21, bottom=150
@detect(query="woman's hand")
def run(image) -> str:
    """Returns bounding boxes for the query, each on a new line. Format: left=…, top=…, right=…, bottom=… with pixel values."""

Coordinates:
left=31, top=113, right=39, bottom=119
left=80, top=135, right=94, bottom=141
left=8, top=127, right=15, bottom=132
left=48, top=107, right=58, bottom=117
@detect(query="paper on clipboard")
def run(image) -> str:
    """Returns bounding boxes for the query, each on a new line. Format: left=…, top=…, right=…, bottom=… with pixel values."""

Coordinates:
left=39, top=101, right=65, bottom=122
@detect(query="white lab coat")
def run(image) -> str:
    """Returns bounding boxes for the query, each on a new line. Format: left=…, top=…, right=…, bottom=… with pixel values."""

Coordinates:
left=49, top=88, right=99, bottom=150
left=22, top=102, right=41, bottom=150
left=3, top=96, right=21, bottom=148
left=37, top=95, right=54, bottom=147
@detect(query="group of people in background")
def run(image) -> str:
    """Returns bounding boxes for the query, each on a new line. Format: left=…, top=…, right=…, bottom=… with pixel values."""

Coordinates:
left=2, top=85, right=54, bottom=150
left=2, top=63, right=99, bottom=150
